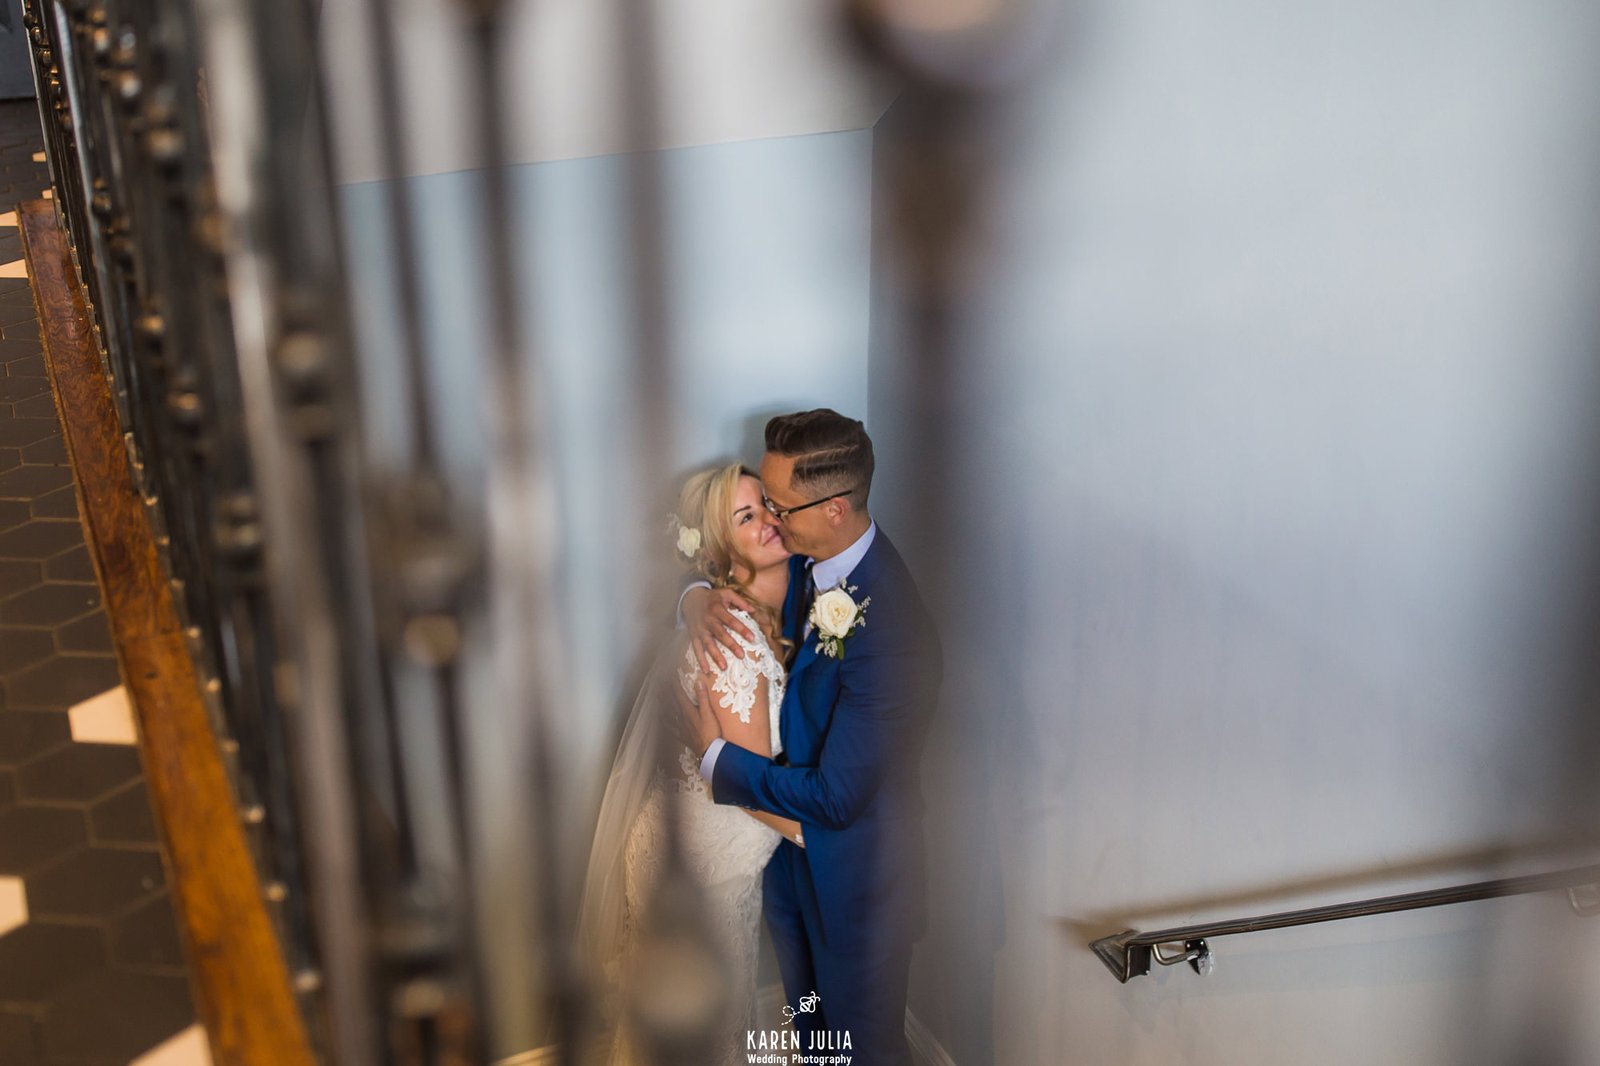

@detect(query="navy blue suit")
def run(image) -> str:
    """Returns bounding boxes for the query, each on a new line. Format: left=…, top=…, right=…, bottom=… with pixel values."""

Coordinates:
left=712, top=530, right=940, bottom=1064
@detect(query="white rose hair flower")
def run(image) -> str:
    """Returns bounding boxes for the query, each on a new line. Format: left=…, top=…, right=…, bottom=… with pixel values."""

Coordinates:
left=677, top=523, right=702, bottom=558
left=667, top=513, right=702, bottom=559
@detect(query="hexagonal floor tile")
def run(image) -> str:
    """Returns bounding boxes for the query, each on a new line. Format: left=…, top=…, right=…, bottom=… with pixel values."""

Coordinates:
left=25, top=845, right=164, bottom=920
left=55, top=612, right=112, bottom=654
left=0, top=876, right=25, bottom=936
left=112, top=891, right=184, bottom=969
left=0, top=291, right=38, bottom=315
left=132, top=1023, right=211, bottom=1066
left=0, top=448, right=17, bottom=474
left=0, top=418, right=55, bottom=449
left=0, top=520, right=80, bottom=560
left=0, top=465, right=70, bottom=500
left=0, top=377, right=45, bottom=405
left=0, top=556, right=40, bottom=587
left=0, top=499, right=28, bottom=532
left=69, top=687, right=137, bottom=745
left=0, top=921, right=107, bottom=1003
left=0, top=870, right=24, bottom=928
left=43, top=544, right=95, bottom=584
left=9, top=394, right=53, bottom=419
left=0, top=343, right=43, bottom=368
left=17, top=436, right=65, bottom=465
left=15, top=743, right=140, bottom=803
left=0, top=584, right=100, bottom=629
left=40, top=968, right=193, bottom=1062
left=0, top=806, right=87, bottom=874
left=90, top=779, right=159, bottom=845
left=4, top=353, right=45, bottom=378
left=0, top=1010, right=41, bottom=1066
left=0, top=710, right=71, bottom=767
left=0, top=627, right=53, bottom=675
left=28, top=484, right=76, bottom=519
left=5, top=653, right=120, bottom=706
left=0, top=771, right=14, bottom=811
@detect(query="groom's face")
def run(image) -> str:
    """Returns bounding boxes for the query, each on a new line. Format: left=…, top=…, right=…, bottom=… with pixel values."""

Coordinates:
left=759, top=452, right=828, bottom=557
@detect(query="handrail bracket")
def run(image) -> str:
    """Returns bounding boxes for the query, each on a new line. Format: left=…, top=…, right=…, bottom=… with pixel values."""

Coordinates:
left=1090, top=931, right=1150, bottom=984
left=1569, top=883, right=1600, bottom=917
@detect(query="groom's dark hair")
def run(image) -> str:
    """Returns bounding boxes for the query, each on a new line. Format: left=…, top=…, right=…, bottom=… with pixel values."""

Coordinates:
left=765, top=409, right=874, bottom=507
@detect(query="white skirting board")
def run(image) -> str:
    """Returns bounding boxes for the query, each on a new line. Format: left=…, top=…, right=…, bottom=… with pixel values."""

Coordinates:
left=495, top=984, right=957, bottom=1066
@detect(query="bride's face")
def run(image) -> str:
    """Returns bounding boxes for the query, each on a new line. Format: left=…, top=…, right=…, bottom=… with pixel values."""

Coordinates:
left=731, top=474, right=789, bottom=574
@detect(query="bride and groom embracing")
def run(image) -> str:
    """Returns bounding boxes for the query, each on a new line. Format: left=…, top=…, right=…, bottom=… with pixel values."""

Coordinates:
left=578, top=409, right=942, bottom=1066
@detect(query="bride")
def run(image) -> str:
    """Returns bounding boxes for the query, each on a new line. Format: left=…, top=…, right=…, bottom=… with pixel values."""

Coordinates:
left=577, top=463, right=803, bottom=1066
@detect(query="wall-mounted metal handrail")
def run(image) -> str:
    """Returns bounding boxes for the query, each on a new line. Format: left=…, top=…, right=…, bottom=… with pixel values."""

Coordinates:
left=1092, top=862, right=1600, bottom=983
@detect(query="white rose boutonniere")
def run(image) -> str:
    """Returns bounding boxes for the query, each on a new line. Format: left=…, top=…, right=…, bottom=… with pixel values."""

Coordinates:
left=810, top=583, right=871, bottom=659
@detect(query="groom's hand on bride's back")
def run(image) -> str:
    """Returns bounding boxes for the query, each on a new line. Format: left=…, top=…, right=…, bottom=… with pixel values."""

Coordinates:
left=673, top=671, right=723, bottom=759
left=682, top=587, right=756, bottom=673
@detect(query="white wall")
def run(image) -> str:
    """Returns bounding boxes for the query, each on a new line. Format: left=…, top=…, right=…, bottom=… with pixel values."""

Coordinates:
left=319, top=0, right=895, bottom=182
left=869, top=1, right=1600, bottom=1063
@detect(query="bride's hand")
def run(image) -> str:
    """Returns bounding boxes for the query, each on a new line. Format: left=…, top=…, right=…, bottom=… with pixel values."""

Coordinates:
left=683, top=587, right=757, bottom=674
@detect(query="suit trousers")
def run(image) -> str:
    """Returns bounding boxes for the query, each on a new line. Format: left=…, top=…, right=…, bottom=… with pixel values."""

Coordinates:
left=763, top=843, right=914, bottom=1066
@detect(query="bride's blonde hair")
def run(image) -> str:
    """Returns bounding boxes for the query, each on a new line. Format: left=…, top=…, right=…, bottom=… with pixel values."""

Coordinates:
left=674, top=463, right=790, bottom=657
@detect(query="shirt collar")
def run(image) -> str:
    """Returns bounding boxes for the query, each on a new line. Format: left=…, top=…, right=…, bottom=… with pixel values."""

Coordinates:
left=809, top=521, right=877, bottom=593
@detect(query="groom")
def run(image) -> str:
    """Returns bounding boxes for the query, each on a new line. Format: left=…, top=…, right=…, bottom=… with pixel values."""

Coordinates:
left=680, top=409, right=941, bottom=1066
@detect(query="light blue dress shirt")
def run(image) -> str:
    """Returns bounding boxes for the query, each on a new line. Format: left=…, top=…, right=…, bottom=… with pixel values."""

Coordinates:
left=698, top=521, right=878, bottom=783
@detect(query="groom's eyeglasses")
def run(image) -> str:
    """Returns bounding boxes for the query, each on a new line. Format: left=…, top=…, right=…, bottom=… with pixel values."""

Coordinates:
left=762, top=488, right=854, bottom=522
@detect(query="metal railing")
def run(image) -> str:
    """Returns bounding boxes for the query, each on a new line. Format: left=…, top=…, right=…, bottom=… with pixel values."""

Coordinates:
left=1091, top=863, right=1600, bottom=984
left=22, top=0, right=326, bottom=1013
left=15, top=0, right=1009, bottom=1062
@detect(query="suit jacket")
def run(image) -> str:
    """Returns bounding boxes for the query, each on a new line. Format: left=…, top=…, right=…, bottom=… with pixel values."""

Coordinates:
left=712, top=529, right=941, bottom=950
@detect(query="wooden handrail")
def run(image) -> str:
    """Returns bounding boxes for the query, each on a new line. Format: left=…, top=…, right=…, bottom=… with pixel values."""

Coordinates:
left=20, top=198, right=318, bottom=1066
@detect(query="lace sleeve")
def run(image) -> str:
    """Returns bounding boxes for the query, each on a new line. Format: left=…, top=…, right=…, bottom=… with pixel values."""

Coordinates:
left=678, top=609, right=783, bottom=726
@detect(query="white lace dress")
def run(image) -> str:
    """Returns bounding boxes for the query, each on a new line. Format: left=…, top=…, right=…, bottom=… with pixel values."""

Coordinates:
left=618, top=610, right=786, bottom=1065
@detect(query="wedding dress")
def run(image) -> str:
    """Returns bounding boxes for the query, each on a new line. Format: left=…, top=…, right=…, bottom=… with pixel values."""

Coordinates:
left=578, top=609, right=787, bottom=1066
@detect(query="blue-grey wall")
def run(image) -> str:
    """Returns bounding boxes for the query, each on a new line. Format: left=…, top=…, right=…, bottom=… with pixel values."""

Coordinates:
left=337, top=127, right=876, bottom=1055
left=338, top=127, right=872, bottom=729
